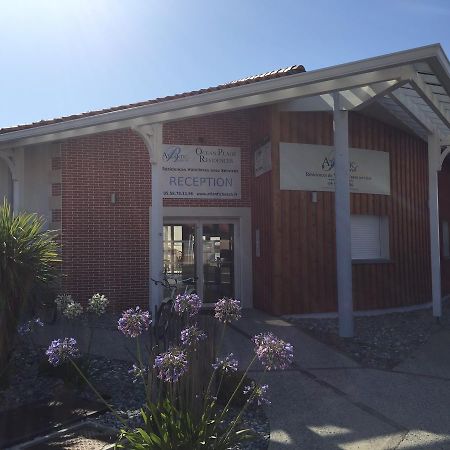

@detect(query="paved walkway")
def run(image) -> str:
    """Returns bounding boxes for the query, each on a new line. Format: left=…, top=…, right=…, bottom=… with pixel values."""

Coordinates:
left=225, top=309, right=450, bottom=450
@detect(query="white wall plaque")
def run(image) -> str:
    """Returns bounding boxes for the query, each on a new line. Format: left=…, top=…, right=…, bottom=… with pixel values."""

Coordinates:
left=280, top=143, right=391, bottom=195
left=161, top=145, right=241, bottom=199
left=254, top=141, right=271, bottom=177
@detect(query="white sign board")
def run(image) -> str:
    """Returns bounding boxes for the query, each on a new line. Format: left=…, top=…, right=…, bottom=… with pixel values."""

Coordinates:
left=161, top=144, right=241, bottom=199
left=254, top=141, right=272, bottom=177
left=280, top=143, right=390, bottom=195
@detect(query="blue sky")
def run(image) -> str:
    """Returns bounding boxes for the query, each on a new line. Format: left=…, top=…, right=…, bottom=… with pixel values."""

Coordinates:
left=1, top=0, right=450, bottom=128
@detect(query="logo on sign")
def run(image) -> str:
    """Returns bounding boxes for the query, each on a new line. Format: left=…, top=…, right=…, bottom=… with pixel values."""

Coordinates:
left=162, top=146, right=188, bottom=163
left=321, top=152, right=358, bottom=172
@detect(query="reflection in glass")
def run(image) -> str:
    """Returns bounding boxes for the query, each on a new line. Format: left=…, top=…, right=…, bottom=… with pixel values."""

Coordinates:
left=203, top=224, right=234, bottom=303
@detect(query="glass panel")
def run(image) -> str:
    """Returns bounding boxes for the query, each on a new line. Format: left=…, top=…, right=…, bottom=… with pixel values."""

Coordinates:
left=202, top=224, right=234, bottom=302
left=163, top=224, right=196, bottom=295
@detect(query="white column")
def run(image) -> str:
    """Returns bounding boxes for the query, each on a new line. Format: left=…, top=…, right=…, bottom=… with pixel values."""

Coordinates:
left=428, top=133, right=442, bottom=317
left=133, top=124, right=164, bottom=316
left=333, top=92, right=354, bottom=338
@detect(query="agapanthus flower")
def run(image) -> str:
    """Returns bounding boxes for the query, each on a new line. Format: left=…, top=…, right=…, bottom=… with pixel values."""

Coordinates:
left=252, top=332, right=294, bottom=371
left=62, top=301, right=84, bottom=319
left=180, top=324, right=207, bottom=348
left=214, top=297, right=242, bottom=323
left=118, top=307, right=151, bottom=338
left=55, top=294, right=74, bottom=312
left=243, top=381, right=271, bottom=406
left=128, top=364, right=148, bottom=383
left=212, top=353, right=239, bottom=373
left=87, top=293, right=109, bottom=316
left=174, top=293, right=202, bottom=317
left=46, top=338, right=79, bottom=366
left=17, top=317, right=44, bottom=335
left=154, top=347, right=188, bottom=383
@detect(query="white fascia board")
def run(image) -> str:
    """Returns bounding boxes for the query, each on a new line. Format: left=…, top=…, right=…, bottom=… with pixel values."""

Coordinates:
left=0, top=68, right=412, bottom=150
left=0, top=44, right=445, bottom=148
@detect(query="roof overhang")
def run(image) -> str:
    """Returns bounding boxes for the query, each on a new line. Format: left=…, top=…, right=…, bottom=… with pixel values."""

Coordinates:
left=1, top=43, right=450, bottom=150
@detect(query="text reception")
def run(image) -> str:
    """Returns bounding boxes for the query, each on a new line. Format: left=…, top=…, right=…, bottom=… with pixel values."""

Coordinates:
left=161, top=145, right=241, bottom=199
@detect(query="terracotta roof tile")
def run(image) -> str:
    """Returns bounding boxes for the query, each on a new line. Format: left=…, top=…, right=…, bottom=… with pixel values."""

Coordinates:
left=0, top=64, right=305, bottom=135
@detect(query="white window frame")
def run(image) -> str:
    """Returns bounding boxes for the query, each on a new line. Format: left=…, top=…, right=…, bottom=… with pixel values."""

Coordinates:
left=351, top=214, right=390, bottom=262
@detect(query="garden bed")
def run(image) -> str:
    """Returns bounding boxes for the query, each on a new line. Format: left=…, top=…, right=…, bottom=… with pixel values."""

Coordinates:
left=287, top=301, right=450, bottom=369
left=0, top=341, right=269, bottom=449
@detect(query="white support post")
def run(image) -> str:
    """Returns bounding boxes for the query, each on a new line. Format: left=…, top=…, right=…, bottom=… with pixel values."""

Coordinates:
left=333, top=92, right=354, bottom=338
left=428, top=133, right=442, bottom=317
left=133, top=124, right=164, bottom=316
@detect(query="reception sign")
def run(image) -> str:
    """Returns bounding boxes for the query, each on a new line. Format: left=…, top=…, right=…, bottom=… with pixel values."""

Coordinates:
left=280, top=143, right=390, bottom=195
left=161, top=144, right=241, bottom=199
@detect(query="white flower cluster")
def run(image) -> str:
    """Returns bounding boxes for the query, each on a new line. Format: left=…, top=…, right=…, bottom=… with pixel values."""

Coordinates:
left=55, top=293, right=83, bottom=319
left=87, top=293, right=109, bottom=316
left=62, top=301, right=83, bottom=319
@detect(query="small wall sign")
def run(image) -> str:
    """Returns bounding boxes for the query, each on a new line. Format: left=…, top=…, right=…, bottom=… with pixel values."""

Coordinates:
left=254, top=141, right=272, bottom=177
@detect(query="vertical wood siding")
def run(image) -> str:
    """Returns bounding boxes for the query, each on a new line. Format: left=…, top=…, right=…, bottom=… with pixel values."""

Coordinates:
left=250, top=107, right=273, bottom=312
left=439, top=157, right=450, bottom=296
left=268, top=110, right=431, bottom=314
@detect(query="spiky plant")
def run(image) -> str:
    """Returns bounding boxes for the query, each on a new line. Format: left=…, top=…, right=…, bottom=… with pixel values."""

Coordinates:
left=0, top=199, right=60, bottom=375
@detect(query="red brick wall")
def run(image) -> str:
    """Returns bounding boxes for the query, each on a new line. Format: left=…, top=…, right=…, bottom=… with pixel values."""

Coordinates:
left=61, top=129, right=151, bottom=312
left=60, top=111, right=253, bottom=312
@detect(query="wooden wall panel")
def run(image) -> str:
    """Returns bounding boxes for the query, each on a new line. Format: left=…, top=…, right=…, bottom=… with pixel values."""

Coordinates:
left=250, top=107, right=273, bottom=313
left=270, top=111, right=431, bottom=314
left=439, top=158, right=450, bottom=296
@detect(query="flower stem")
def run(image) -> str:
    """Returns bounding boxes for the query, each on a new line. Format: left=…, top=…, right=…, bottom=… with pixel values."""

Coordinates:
left=68, top=358, right=128, bottom=427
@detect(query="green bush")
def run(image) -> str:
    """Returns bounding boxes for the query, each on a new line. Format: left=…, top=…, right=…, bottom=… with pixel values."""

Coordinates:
left=0, top=200, right=60, bottom=378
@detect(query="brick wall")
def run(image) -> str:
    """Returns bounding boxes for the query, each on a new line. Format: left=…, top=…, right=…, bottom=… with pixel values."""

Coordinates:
left=61, top=130, right=151, bottom=312
left=60, top=111, right=253, bottom=312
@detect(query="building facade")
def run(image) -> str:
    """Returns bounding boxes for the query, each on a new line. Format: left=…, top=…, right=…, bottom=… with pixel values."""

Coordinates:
left=1, top=45, right=450, bottom=336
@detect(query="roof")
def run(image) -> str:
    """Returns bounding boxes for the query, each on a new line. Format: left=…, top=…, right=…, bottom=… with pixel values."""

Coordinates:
left=0, top=64, right=305, bottom=135
left=1, top=44, right=450, bottom=149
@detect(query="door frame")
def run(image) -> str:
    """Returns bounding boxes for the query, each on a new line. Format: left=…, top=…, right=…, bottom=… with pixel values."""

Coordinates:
left=163, top=207, right=252, bottom=308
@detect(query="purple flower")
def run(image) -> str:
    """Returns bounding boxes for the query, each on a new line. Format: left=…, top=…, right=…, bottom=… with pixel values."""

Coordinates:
left=214, top=297, right=242, bottom=323
left=128, top=364, right=148, bottom=383
left=45, top=338, right=79, bottom=366
left=252, top=332, right=294, bottom=371
left=244, top=381, right=270, bottom=406
left=154, top=347, right=188, bottom=383
left=174, top=293, right=202, bottom=317
left=212, top=353, right=239, bottom=373
left=118, top=307, right=151, bottom=338
left=180, top=324, right=207, bottom=348
left=18, top=318, right=44, bottom=335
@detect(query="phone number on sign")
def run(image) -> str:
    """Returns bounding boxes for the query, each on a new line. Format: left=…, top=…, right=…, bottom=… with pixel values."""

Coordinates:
left=163, top=191, right=194, bottom=196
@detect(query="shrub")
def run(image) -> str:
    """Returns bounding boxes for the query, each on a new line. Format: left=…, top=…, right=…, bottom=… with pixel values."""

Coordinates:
left=0, top=200, right=60, bottom=379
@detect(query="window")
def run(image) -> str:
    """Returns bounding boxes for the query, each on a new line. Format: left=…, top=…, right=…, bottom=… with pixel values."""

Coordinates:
left=443, top=221, right=450, bottom=258
left=351, top=215, right=389, bottom=261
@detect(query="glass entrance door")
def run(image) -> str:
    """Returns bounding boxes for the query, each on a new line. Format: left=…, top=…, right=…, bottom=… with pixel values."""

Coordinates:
left=163, top=222, right=235, bottom=303
left=202, top=224, right=234, bottom=302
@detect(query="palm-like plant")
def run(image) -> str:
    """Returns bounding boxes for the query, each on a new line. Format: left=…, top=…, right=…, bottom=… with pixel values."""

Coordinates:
left=0, top=199, right=60, bottom=375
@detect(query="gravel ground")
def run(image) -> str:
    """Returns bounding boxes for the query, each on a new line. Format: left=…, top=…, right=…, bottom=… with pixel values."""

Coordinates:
left=0, top=339, right=269, bottom=449
left=287, top=301, right=450, bottom=369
